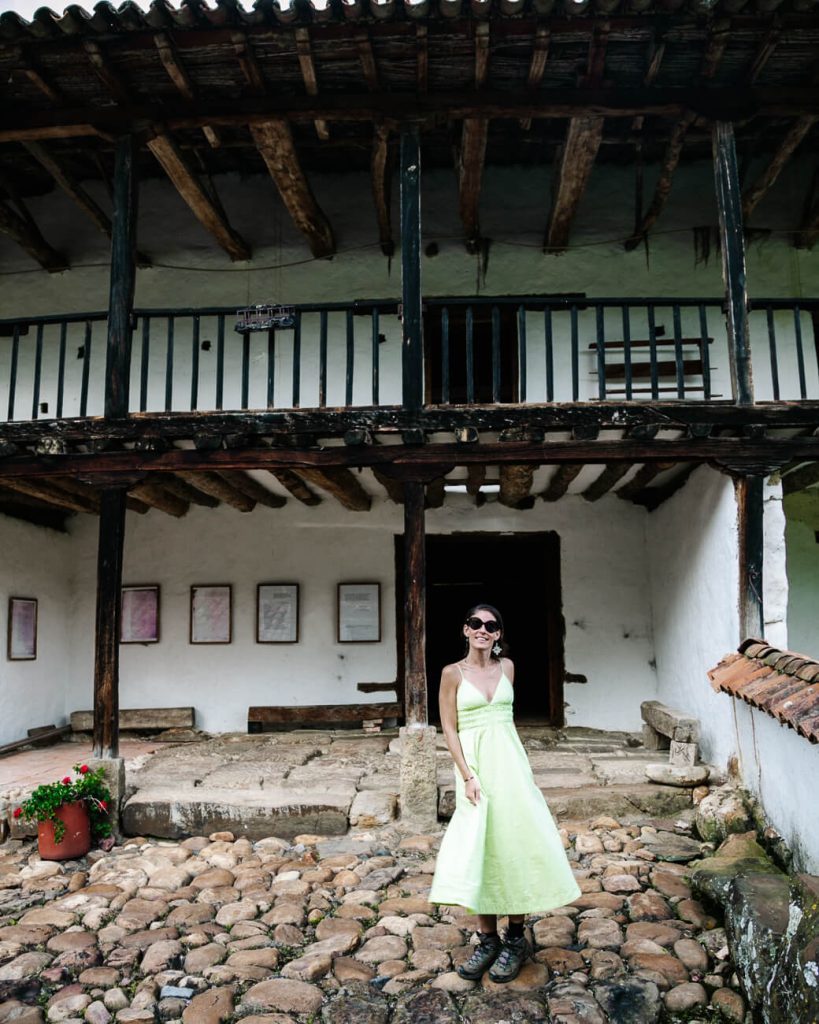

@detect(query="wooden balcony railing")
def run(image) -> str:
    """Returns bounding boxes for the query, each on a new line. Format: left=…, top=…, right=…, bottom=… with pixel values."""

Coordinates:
left=1, top=297, right=817, bottom=424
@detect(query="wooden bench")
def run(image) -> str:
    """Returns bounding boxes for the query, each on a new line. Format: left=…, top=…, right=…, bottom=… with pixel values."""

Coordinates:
left=248, top=702, right=403, bottom=733
left=70, top=707, right=195, bottom=733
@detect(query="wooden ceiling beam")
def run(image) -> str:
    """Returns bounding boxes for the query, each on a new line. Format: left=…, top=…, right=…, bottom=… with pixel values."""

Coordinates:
left=631, top=463, right=696, bottom=510
left=161, top=474, right=220, bottom=508
left=582, top=462, right=633, bottom=502
left=416, top=24, right=428, bottom=95
left=231, top=31, right=267, bottom=95
left=250, top=119, right=335, bottom=258
left=356, top=30, right=380, bottom=92
left=458, top=119, right=488, bottom=254
left=520, top=26, right=549, bottom=130
left=372, top=467, right=404, bottom=504
left=128, top=481, right=189, bottom=517
left=544, top=116, right=603, bottom=253
left=22, top=140, right=112, bottom=238
left=0, top=199, right=67, bottom=272
left=175, top=470, right=256, bottom=511
left=742, top=116, right=818, bottom=222
left=218, top=470, right=286, bottom=509
left=782, top=460, right=819, bottom=494
left=293, top=467, right=371, bottom=510
left=746, top=26, right=780, bottom=85
left=466, top=464, right=486, bottom=500
left=474, top=22, right=490, bottom=89
left=616, top=461, right=676, bottom=501
left=632, top=30, right=665, bottom=132
left=541, top=463, right=583, bottom=501
left=154, top=32, right=221, bottom=148
left=147, top=131, right=251, bottom=261
left=371, top=124, right=394, bottom=258
left=10, top=47, right=63, bottom=103
left=499, top=464, right=535, bottom=508
left=82, top=40, right=131, bottom=105
left=294, top=27, right=329, bottom=141
left=1, top=477, right=98, bottom=514
left=269, top=468, right=321, bottom=505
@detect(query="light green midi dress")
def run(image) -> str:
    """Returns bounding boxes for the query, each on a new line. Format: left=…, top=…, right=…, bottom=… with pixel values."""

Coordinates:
left=429, top=668, right=581, bottom=915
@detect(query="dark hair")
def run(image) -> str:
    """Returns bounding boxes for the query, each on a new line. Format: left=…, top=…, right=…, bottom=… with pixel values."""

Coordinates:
left=463, top=604, right=508, bottom=660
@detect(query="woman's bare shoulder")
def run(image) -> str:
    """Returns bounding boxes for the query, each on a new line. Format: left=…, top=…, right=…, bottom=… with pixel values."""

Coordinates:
left=501, top=657, right=515, bottom=682
left=440, top=662, right=462, bottom=688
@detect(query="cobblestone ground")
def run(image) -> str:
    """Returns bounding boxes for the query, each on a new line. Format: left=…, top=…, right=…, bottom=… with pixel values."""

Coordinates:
left=0, top=814, right=748, bottom=1024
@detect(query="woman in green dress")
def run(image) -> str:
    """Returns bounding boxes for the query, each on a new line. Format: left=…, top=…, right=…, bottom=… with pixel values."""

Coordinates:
left=429, top=604, right=581, bottom=983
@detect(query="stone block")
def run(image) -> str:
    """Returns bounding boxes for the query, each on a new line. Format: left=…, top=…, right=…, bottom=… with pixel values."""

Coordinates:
left=349, top=791, right=397, bottom=828
left=640, top=701, right=700, bottom=743
left=669, top=741, right=698, bottom=767
left=399, top=725, right=438, bottom=832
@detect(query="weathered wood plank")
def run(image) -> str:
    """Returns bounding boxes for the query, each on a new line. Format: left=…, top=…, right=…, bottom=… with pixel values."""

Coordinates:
left=128, top=481, right=189, bottom=517
left=217, top=469, right=286, bottom=509
left=248, top=702, right=402, bottom=724
left=425, top=476, right=446, bottom=508
left=541, top=463, right=583, bottom=501
left=400, top=126, right=423, bottom=411
left=742, top=116, right=818, bottom=221
left=294, top=27, right=329, bottom=141
left=154, top=32, right=221, bottom=148
left=520, top=26, right=549, bottom=130
left=294, top=467, right=371, bottom=510
left=372, top=468, right=405, bottom=504
left=616, top=461, right=676, bottom=501
left=625, top=112, right=695, bottom=250
left=83, top=40, right=130, bottom=105
left=147, top=131, right=250, bottom=261
left=735, top=474, right=764, bottom=640
left=581, top=462, right=632, bottom=502
left=23, top=141, right=113, bottom=238
left=0, top=199, right=66, bottom=271
left=269, top=468, right=321, bottom=505
left=251, top=120, right=334, bottom=258
left=544, top=116, right=603, bottom=252
left=459, top=119, right=488, bottom=253
left=175, top=470, right=256, bottom=511
left=161, top=474, right=221, bottom=508
left=498, top=463, right=535, bottom=507
left=371, top=124, right=394, bottom=257
left=105, top=135, right=138, bottom=419
left=2, top=477, right=99, bottom=513
left=72, top=707, right=195, bottom=732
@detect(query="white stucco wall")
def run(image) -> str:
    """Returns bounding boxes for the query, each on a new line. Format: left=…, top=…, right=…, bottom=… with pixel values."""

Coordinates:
left=646, top=466, right=741, bottom=766
left=733, top=700, right=819, bottom=873
left=48, top=483, right=657, bottom=734
left=784, top=490, right=819, bottom=658
left=0, top=515, right=73, bottom=746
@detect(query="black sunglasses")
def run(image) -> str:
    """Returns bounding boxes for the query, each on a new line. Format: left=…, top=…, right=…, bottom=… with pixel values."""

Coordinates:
left=465, top=616, right=501, bottom=633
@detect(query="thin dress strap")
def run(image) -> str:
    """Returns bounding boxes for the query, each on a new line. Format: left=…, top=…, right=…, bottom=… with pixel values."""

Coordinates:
left=456, top=662, right=465, bottom=680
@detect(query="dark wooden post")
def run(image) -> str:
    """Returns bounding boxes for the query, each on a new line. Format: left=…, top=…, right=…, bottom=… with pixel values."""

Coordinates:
left=93, top=488, right=127, bottom=758
left=735, top=474, right=764, bottom=641
left=400, top=125, right=423, bottom=412
left=712, top=121, right=754, bottom=406
left=403, top=479, right=427, bottom=725
left=105, top=135, right=139, bottom=419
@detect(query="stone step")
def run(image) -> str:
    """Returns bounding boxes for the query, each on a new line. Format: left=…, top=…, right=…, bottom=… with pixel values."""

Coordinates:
left=122, top=786, right=354, bottom=841
left=437, top=782, right=692, bottom=820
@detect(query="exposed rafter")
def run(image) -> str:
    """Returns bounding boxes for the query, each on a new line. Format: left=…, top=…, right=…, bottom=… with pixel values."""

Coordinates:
left=616, top=461, right=676, bottom=501
left=466, top=464, right=486, bottom=501
left=582, top=463, right=632, bottom=502
left=458, top=120, right=488, bottom=254
left=175, top=470, right=257, bottom=512
left=129, top=481, right=189, bottom=517
left=293, top=467, right=371, bottom=511
left=82, top=40, right=130, bottom=105
left=356, top=30, right=380, bottom=91
left=371, top=124, right=394, bottom=258
left=269, top=468, right=321, bottom=506
left=544, top=116, right=604, bottom=253
left=22, top=140, right=113, bottom=239
left=372, top=468, right=404, bottom=504
left=294, top=27, right=328, bottom=141
left=161, top=474, right=220, bottom=508
left=1, top=477, right=98, bottom=514
left=425, top=476, right=446, bottom=508
left=474, top=22, right=490, bottom=89
left=0, top=199, right=66, bottom=272
left=250, top=120, right=334, bottom=259
left=9, top=46, right=63, bottom=103
left=782, top=461, right=819, bottom=494
left=743, top=116, right=818, bottom=222
left=520, top=26, right=550, bottom=131
left=416, top=24, right=428, bottom=94
left=231, top=31, right=267, bottom=95
left=218, top=470, right=286, bottom=509
left=154, top=32, right=221, bottom=148
left=147, top=131, right=251, bottom=261
left=747, top=25, right=780, bottom=84
left=541, top=464, right=583, bottom=502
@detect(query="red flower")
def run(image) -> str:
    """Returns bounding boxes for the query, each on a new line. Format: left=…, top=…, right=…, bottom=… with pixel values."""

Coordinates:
left=79, top=765, right=89, bottom=774
left=61, top=776, right=71, bottom=785
left=99, top=801, right=108, bottom=811
left=13, top=808, right=21, bottom=819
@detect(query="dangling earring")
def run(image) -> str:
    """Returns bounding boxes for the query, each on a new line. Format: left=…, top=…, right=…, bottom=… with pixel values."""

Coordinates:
left=492, top=642, right=502, bottom=657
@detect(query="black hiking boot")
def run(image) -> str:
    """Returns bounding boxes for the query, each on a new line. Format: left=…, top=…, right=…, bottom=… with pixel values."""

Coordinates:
left=457, top=931, right=502, bottom=980
left=488, top=934, right=529, bottom=983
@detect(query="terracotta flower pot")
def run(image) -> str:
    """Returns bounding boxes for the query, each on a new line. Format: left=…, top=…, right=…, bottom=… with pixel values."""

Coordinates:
left=37, top=800, right=92, bottom=861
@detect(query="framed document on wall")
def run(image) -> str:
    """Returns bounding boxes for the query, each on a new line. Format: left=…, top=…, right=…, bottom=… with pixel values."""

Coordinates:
left=337, top=582, right=380, bottom=643
left=121, top=585, right=160, bottom=644
left=257, top=584, right=299, bottom=643
left=7, top=597, right=37, bottom=660
left=190, top=585, right=232, bottom=644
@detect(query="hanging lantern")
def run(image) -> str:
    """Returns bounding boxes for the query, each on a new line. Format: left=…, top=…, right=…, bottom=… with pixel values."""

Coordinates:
left=234, top=303, right=296, bottom=333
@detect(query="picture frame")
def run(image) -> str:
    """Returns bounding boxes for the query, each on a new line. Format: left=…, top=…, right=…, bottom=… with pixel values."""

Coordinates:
left=120, top=585, right=160, bottom=644
left=7, top=597, right=37, bottom=660
left=257, top=583, right=299, bottom=644
left=190, top=584, right=232, bottom=644
left=337, top=582, right=381, bottom=643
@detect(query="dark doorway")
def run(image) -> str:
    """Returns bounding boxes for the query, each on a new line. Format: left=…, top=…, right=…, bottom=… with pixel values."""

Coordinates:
left=400, top=532, right=564, bottom=725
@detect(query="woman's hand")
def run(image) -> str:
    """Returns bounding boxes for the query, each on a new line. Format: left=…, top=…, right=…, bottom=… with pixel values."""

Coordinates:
left=464, top=777, right=481, bottom=805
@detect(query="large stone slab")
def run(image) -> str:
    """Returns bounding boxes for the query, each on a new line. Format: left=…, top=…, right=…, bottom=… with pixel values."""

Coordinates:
left=122, top=787, right=354, bottom=840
